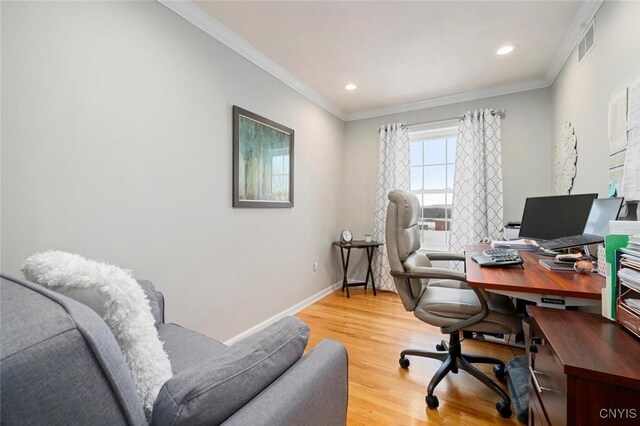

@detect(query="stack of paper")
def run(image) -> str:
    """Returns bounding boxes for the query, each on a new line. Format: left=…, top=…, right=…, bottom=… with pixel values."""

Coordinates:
left=628, top=235, right=640, bottom=251
left=610, top=221, right=640, bottom=235
left=619, top=267, right=640, bottom=286
left=623, top=76, right=640, bottom=200
left=491, top=239, right=539, bottom=251
left=625, top=298, right=640, bottom=311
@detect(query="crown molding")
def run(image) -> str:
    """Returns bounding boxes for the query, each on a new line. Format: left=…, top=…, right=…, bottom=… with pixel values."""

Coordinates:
left=545, top=0, right=604, bottom=84
left=158, top=0, right=603, bottom=123
left=345, top=78, right=549, bottom=122
left=157, top=0, right=346, bottom=120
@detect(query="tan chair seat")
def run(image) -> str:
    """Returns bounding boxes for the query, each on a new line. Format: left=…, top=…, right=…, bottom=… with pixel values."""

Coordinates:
left=415, top=286, right=521, bottom=335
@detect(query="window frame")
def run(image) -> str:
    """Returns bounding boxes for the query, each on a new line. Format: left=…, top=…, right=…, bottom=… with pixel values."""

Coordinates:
left=408, top=123, right=458, bottom=251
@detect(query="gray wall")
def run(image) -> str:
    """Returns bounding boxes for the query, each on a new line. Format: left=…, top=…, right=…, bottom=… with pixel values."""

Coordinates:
left=551, top=0, right=640, bottom=197
left=1, top=1, right=345, bottom=341
left=344, top=88, right=551, bottom=240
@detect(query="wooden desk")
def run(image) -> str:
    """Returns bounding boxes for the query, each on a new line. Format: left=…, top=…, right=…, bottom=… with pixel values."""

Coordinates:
left=465, top=244, right=605, bottom=307
left=527, top=306, right=640, bottom=425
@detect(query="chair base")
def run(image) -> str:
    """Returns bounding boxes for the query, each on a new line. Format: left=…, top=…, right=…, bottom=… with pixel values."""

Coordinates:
left=399, top=332, right=512, bottom=418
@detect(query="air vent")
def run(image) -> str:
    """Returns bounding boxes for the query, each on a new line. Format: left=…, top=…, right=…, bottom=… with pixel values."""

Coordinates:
left=578, top=21, right=595, bottom=64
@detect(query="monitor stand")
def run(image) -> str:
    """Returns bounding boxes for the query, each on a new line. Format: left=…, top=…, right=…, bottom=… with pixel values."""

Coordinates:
left=582, top=244, right=603, bottom=261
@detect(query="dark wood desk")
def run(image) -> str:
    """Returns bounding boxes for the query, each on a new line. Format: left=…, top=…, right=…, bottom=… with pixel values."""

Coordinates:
left=332, top=240, right=383, bottom=298
left=465, top=244, right=605, bottom=307
left=527, top=306, right=640, bottom=425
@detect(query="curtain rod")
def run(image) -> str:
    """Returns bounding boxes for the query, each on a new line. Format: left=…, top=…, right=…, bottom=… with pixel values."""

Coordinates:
left=406, top=109, right=505, bottom=128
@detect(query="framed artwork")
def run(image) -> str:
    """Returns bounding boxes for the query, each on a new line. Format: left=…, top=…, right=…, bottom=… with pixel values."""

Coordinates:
left=233, top=106, right=294, bottom=208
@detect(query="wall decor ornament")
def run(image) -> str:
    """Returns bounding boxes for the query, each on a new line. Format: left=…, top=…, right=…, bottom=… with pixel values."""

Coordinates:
left=233, top=106, right=294, bottom=208
left=554, top=121, right=578, bottom=195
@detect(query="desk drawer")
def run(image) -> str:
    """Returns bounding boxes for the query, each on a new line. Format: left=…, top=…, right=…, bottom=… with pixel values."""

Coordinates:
left=530, top=322, right=567, bottom=426
left=617, top=304, right=640, bottom=338
left=529, top=387, right=551, bottom=426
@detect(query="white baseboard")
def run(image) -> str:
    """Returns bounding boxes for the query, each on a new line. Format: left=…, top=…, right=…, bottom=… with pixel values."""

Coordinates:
left=224, top=281, right=342, bottom=345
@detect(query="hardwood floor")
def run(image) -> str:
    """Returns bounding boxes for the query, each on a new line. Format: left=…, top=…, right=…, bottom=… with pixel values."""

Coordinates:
left=296, top=288, right=524, bottom=426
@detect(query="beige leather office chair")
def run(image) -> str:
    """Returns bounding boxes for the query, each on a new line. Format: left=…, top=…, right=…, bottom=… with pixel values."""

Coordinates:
left=386, top=189, right=521, bottom=418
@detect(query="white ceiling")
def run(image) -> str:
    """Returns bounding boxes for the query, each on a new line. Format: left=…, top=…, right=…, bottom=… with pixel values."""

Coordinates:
left=182, top=1, right=595, bottom=120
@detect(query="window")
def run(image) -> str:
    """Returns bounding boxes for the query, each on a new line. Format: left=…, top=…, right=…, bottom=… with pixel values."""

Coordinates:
left=409, top=125, right=457, bottom=250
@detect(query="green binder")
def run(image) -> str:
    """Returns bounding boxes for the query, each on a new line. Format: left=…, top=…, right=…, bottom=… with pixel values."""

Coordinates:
left=605, top=234, right=629, bottom=320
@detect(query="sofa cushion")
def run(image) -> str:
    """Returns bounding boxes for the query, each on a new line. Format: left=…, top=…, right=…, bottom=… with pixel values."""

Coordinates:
left=158, top=323, right=228, bottom=373
left=151, top=316, right=309, bottom=426
left=21, top=251, right=172, bottom=414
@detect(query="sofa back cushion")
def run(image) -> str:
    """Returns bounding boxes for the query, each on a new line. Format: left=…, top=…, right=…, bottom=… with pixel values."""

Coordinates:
left=0, top=275, right=147, bottom=425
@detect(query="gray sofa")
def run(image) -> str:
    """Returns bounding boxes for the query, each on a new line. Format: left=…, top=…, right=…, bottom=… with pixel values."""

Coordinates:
left=0, top=275, right=348, bottom=425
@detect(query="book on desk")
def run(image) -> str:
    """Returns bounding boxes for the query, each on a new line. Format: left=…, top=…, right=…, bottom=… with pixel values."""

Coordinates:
left=538, top=259, right=578, bottom=272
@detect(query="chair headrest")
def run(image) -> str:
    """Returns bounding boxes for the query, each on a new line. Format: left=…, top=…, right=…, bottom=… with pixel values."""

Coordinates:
left=388, top=189, right=420, bottom=229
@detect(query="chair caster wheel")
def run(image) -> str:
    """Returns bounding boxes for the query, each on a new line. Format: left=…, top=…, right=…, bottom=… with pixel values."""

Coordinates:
left=493, top=364, right=506, bottom=382
left=426, top=394, right=439, bottom=409
left=435, top=343, right=445, bottom=351
left=399, top=357, right=410, bottom=369
left=496, top=401, right=511, bottom=418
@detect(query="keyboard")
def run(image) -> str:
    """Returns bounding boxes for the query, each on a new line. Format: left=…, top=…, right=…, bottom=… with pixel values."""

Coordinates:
left=471, top=249, right=524, bottom=267
left=539, top=234, right=604, bottom=250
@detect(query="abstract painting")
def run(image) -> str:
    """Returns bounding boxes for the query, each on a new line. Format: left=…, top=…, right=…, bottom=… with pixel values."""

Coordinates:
left=233, top=106, right=294, bottom=207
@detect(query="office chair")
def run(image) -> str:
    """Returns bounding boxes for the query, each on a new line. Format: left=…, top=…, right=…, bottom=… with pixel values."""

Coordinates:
left=385, top=189, right=522, bottom=418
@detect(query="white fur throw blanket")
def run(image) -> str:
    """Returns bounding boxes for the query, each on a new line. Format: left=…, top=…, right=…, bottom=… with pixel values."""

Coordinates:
left=22, top=251, right=172, bottom=414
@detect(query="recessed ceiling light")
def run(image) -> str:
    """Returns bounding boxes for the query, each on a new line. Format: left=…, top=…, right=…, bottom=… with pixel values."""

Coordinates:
left=345, top=83, right=357, bottom=91
left=496, top=45, right=515, bottom=56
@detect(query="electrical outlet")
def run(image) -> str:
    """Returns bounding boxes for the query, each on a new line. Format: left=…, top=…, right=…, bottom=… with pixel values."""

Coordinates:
left=312, top=262, right=318, bottom=277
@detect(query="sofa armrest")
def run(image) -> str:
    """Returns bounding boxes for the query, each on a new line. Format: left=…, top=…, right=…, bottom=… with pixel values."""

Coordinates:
left=222, top=339, right=348, bottom=426
left=151, top=317, right=309, bottom=426
left=137, top=280, right=164, bottom=326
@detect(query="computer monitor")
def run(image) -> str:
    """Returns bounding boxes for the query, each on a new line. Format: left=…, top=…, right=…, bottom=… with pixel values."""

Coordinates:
left=518, top=193, right=598, bottom=240
left=583, top=197, right=624, bottom=237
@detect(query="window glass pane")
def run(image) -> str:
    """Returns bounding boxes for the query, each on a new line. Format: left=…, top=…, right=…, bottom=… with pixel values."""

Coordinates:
left=424, top=138, right=446, bottom=165
left=423, top=193, right=446, bottom=208
left=447, top=137, right=457, bottom=163
left=446, top=166, right=455, bottom=189
left=447, top=193, right=453, bottom=218
left=411, top=166, right=423, bottom=190
left=424, top=165, right=446, bottom=189
left=410, top=141, right=423, bottom=166
left=420, top=192, right=448, bottom=248
left=422, top=231, right=447, bottom=249
left=283, top=155, right=290, bottom=173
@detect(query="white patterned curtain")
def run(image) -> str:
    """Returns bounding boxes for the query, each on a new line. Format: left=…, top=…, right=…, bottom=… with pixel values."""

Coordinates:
left=373, top=123, right=410, bottom=291
left=449, top=109, right=504, bottom=253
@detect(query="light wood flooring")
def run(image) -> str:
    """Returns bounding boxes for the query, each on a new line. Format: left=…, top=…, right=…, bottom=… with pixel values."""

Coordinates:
left=296, top=288, right=524, bottom=426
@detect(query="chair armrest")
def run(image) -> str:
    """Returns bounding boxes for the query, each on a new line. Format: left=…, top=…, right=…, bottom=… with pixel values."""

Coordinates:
left=222, top=340, right=348, bottom=426
left=421, top=251, right=466, bottom=262
left=391, top=267, right=466, bottom=282
left=137, top=280, right=165, bottom=326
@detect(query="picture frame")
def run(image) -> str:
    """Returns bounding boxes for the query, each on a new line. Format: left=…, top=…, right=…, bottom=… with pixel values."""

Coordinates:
left=233, top=106, right=294, bottom=208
